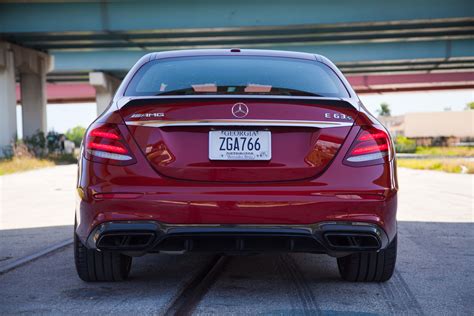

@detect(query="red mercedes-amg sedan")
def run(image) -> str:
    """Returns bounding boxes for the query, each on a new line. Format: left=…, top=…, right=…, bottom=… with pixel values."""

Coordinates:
left=75, top=49, right=398, bottom=283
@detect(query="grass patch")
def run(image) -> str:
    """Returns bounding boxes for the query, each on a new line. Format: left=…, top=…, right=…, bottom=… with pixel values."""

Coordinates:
left=0, top=154, right=77, bottom=176
left=0, top=157, right=55, bottom=175
left=397, top=158, right=474, bottom=174
left=415, top=146, right=474, bottom=157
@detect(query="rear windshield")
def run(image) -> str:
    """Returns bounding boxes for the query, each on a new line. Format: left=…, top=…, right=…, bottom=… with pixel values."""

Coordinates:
left=124, top=56, right=350, bottom=98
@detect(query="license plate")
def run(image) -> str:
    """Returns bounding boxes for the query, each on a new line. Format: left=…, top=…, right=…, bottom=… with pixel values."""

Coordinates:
left=209, top=130, right=271, bottom=160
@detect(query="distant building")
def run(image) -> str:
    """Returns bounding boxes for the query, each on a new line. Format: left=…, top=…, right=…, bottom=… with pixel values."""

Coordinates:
left=378, top=115, right=405, bottom=137
left=378, top=110, right=474, bottom=146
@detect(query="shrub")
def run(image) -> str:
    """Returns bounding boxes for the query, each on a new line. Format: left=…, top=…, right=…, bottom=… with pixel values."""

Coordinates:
left=23, top=130, right=47, bottom=157
left=46, top=131, right=63, bottom=154
left=0, top=130, right=79, bottom=175
left=15, top=130, right=64, bottom=158
left=394, top=136, right=417, bottom=153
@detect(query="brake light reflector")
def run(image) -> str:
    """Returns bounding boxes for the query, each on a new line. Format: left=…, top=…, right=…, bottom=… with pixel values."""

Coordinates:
left=344, top=126, right=392, bottom=166
left=84, top=123, right=135, bottom=165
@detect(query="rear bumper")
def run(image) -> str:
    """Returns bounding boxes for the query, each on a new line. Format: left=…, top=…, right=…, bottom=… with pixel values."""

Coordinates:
left=76, top=150, right=398, bottom=250
left=85, top=220, right=390, bottom=257
left=76, top=187, right=398, bottom=246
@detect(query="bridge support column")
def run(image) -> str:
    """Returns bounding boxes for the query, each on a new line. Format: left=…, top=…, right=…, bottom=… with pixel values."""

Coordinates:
left=15, top=46, right=51, bottom=139
left=20, top=69, right=47, bottom=138
left=89, top=72, right=120, bottom=116
left=0, top=43, right=17, bottom=156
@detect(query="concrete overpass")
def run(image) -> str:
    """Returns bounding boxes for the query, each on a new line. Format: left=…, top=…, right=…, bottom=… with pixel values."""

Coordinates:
left=0, top=0, right=473, bottom=153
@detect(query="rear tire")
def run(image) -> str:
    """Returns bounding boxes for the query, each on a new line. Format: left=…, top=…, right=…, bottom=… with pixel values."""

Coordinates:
left=74, top=231, right=132, bottom=282
left=337, top=235, right=397, bottom=282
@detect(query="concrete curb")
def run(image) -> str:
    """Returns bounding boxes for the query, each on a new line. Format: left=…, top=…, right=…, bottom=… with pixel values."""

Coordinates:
left=0, top=239, right=73, bottom=275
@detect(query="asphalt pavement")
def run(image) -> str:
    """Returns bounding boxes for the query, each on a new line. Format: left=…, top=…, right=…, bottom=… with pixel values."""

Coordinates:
left=0, top=165, right=472, bottom=315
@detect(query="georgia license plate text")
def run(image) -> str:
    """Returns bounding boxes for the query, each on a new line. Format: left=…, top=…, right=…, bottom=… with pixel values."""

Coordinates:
left=209, top=130, right=271, bottom=160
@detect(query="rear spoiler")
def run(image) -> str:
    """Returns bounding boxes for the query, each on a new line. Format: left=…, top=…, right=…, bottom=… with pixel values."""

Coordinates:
left=117, top=95, right=359, bottom=111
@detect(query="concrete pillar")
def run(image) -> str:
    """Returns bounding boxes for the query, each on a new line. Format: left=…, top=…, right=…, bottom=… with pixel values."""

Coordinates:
left=0, top=43, right=17, bottom=156
left=15, top=46, right=51, bottom=138
left=89, top=72, right=121, bottom=116
left=20, top=70, right=47, bottom=137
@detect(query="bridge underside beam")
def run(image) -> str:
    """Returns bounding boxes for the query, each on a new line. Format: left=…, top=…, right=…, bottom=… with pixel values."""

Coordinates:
left=1, top=1, right=472, bottom=78
left=47, top=39, right=474, bottom=78
left=2, top=18, right=473, bottom=52
left=1, top=0, right=472, bottom=33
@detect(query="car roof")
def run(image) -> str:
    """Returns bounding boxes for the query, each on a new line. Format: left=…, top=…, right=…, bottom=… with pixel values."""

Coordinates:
left=151, top=49, right=320, bottom=61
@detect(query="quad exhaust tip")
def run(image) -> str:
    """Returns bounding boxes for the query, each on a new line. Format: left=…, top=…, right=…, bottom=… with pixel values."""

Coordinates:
left=96, top=232, right=155, bottom=251
left=324, top=232, right=381, bottom=250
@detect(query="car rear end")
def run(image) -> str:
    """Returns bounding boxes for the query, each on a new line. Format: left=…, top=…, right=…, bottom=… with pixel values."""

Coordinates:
left=74, top=50, right=398, bottom=282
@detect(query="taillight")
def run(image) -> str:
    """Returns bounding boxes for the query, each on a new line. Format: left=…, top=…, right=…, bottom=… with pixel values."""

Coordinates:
left=84, top=123, right=135, bottom=165
left=344, top=126, right=392, bottom=166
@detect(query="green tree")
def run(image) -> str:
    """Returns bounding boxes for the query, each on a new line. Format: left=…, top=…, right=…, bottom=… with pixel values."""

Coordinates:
left=377, top=102, right=391, bottom=117
left=65, top=126, right=86, bottom=147
left=466, top=102, right=474, bottom=110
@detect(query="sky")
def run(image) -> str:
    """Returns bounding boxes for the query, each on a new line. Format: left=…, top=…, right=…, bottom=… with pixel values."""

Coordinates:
left=15, top=89, right=473, bottom=138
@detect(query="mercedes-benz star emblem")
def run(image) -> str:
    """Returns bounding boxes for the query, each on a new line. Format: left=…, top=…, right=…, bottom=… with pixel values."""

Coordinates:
left=231, top=103, right=249, bottom=118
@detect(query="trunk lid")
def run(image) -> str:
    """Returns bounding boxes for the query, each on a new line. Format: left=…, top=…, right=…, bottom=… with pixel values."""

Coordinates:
left=120, top=97, right=357, bottom=182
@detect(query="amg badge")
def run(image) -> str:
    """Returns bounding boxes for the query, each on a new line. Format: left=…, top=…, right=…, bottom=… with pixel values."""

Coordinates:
left=130, top=113, right=165, bottom=119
